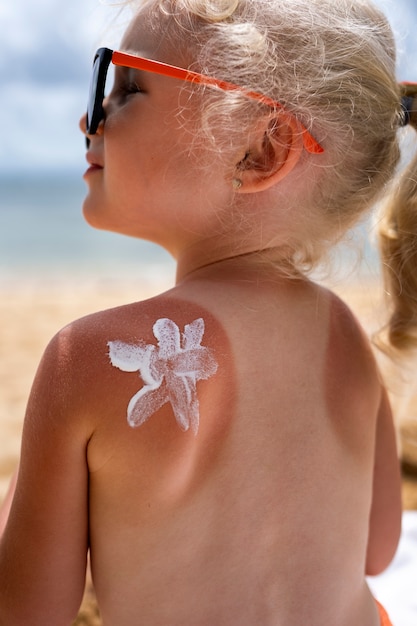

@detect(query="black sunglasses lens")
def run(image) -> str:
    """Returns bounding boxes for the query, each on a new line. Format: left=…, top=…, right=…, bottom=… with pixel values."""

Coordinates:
left=86, top=49, right=113, bottom=139
left=86, top=55, right=101, bottom=134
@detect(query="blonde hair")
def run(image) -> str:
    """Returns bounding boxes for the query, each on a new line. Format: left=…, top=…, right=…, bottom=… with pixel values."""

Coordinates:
left=125, top=0, right=417, bottom=353
left=378, top=84, right=417, bottom=354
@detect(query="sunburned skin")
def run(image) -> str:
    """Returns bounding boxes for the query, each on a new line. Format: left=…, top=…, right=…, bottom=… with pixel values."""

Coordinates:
left=108, top=317, right=219, bottom=434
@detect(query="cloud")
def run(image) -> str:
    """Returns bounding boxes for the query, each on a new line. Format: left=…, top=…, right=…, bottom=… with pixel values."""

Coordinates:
left=379, top=0, right=417, bottom=77
left=0, top=0, right=122, bottom=173
left=0, top=0, right=416, bottom=173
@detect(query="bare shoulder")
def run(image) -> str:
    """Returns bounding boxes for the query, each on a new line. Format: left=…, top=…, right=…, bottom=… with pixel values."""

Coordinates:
left=53, top=290, right=224, bottom=367
left=321, top=286, right=383, bottom=431
left=45, top=291, right=227, bottom=434
left=325, top=288, right=378, bottom=376
left=283, top=279, right=381, bottom=395
left=57, top=290, right=223, bottom=346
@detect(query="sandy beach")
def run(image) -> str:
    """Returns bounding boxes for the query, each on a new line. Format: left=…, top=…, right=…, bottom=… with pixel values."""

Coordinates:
left=0, top=273, right=416, bottom=625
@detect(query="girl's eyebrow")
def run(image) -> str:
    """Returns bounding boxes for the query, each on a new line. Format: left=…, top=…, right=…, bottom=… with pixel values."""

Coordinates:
left=115, top=64, right=145, bottom=81
left=120, top=47, right=152, bottom=59
left=116, top=52, right=161, bottom=80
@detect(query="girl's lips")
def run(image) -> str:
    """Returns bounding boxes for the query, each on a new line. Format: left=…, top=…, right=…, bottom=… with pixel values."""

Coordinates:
left=84, top=154, right=104, bottom=177
left=87, top=163, right=103, bottom=172
left=83, top=163, right=103, bottom=178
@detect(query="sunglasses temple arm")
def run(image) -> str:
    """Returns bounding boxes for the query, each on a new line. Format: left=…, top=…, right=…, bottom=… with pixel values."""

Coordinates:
left=111, top=51, right=323, bottom=154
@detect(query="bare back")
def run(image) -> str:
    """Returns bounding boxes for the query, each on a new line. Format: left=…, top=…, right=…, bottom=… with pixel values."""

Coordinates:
left=77, top=273, right=383, bottom=625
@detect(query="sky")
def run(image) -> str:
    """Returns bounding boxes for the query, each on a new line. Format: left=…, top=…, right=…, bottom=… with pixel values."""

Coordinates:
left=1, top=0, right=416, bottom=175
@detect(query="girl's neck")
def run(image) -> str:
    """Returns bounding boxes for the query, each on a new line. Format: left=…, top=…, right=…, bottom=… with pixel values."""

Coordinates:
left=175, top=246, right=301, bottom=286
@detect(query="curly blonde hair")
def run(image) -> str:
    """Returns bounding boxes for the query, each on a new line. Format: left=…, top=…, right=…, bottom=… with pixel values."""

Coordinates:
left=124, top=0, right=417, bottom=352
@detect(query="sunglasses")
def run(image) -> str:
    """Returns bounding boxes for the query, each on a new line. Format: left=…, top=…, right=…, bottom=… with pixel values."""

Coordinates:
left=86, top=47, right=324, bottom=154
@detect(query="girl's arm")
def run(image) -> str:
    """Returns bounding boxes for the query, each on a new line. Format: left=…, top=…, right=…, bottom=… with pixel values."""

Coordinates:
left=366, top=386, right=402, bottom=576
left=0, top=328, right=91, bottom=626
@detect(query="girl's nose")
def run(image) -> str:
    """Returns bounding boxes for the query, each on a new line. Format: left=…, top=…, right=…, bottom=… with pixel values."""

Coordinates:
left=79, top=112, right=87, bottom=135
left=80, top=112, right=104, bottom=148
left=79, top=112, right=92, bottom=148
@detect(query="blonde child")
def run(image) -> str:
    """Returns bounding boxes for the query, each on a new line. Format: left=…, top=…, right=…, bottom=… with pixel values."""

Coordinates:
left=1, top=0, right=416, bottom=624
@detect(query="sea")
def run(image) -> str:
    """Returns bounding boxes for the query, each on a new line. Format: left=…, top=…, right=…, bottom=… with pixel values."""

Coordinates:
left=0, top=171, right=381, bottom=290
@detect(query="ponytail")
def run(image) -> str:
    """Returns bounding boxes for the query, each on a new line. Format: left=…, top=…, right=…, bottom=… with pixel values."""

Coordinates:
left=378, top=83, right=417, bottom=353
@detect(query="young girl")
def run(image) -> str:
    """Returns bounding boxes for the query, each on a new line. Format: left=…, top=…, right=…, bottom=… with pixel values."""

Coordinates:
left=1, top=0, right=416, bottom=624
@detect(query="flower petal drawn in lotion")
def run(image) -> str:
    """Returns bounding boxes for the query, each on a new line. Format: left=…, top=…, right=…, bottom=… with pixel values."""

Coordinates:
left=108, top=317, right=218, bottom=434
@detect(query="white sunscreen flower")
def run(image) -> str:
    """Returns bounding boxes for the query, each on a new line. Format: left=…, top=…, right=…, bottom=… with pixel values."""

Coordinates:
left=108, top=317, right=218, bottom=434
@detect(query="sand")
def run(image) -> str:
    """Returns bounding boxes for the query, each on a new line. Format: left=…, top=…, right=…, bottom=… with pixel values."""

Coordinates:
left=0, top=273, right=416, bottom=625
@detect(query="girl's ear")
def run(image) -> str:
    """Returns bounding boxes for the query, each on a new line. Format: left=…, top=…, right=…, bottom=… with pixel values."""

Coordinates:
left=233, top=113, right=304, bottom=193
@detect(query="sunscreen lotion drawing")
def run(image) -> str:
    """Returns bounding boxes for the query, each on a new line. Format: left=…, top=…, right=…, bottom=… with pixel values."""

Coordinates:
left=108, top=317, right=218, bottom=434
